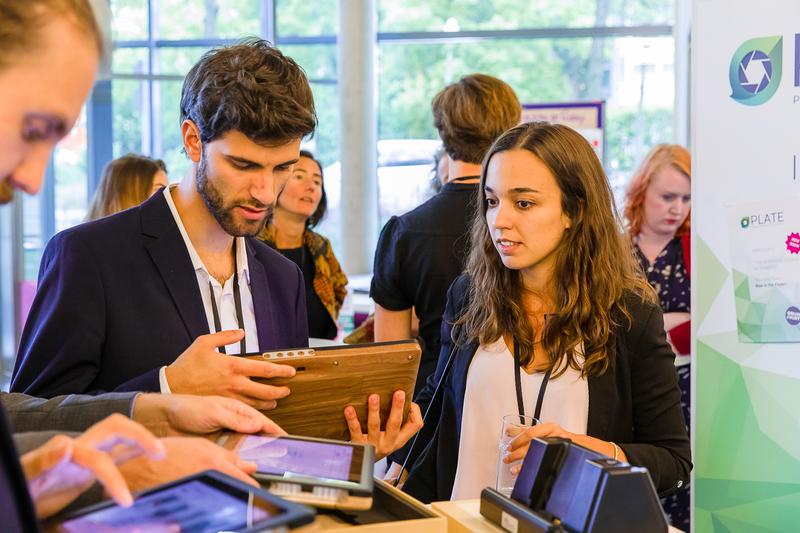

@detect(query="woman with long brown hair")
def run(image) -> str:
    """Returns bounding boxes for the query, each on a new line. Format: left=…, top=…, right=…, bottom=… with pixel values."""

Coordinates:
left=87, top=153, right=168, bottom=220
left=398, top=122, right=691, bottom=504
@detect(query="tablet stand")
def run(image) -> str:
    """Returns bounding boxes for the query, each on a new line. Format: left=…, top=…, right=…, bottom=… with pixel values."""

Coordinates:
left=479, top=437, right=669, bottom=533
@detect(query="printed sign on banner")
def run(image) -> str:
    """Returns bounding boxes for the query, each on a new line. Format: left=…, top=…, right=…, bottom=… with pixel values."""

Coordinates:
left=520, top=102, right=604, bottom=161
left=727, top=198, right=800, bottom=342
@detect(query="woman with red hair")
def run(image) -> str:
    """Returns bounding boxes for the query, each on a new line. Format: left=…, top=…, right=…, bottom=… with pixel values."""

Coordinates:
left=624, top=144, right=691, bottom=530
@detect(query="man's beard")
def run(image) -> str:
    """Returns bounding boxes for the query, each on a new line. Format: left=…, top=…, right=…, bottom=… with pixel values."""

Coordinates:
left=0, top=180, right=14, bottom=205
left=196, top=154, right=271, bottom=237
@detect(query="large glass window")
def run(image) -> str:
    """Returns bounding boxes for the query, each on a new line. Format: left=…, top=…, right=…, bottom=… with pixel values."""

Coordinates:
left=378, top=0, right=674, bottom=31
left=109, top=0, right=341, bottom=199
left=2, top=0, right=681, bottom=371
left=55, top=109, right=90, bottom=232
left=376, top=0, right=675, bottom=219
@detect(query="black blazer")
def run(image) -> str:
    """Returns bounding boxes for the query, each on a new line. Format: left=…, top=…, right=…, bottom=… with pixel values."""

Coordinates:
left=402, top=274, right=692, bottom=503
left=11, top=193, right=308, bottom=397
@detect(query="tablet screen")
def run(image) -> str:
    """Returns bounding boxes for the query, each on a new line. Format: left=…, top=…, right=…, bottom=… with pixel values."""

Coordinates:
left=545, top=445, right=603, bottom=522
left=51, top=478, right=279, bottom=533
left=238, top=436, right=363, bottom=483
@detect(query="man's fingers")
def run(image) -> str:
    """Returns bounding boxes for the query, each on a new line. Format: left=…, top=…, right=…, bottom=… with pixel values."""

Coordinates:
left=259, top=416, right=287, bottom=436
left=213, top=449, right=258, bottom=487
left=236, top=458, right=259, bottom=475
left=344, top=406, right=364, bottom=442
left=201, top=329, right=245, bottom=349
left=214, top=397, right=286, bottom=435
left=71, top=444, right=134, bottom=507
left=235, top=378, right=290, bottom=402
left=208, top=399, right=262, bottom=433
left=232, top=358, right=296, bottom=379
left=245, top=398, right=279, bottom=411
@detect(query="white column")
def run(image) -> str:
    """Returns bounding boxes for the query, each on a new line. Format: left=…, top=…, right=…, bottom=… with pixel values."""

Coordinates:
left=674, top=0, right=691, bottom=148
left=338, top=0, right=378, bottom=275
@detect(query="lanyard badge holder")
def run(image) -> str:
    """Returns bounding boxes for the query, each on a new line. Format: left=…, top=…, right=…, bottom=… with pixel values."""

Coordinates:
left=513, top=339, right=551, bottom=425
left=208, top=239, right=247, bottom=355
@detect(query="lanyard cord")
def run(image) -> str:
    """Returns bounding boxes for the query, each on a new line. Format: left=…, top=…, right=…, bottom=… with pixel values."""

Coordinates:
left=208, top=239, right=247, bottom=355
left=513, top=339, right=551, bottom=425
left=449, top=175, right=480, bottom=184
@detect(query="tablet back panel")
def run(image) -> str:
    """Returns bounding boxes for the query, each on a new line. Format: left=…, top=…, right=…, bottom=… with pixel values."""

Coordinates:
left=248, top=341, right=421, bottom=440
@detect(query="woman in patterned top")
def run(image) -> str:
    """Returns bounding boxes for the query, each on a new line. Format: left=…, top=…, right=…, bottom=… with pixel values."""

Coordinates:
left=259, top=150, right=347, bottom=339
left=624, top=143, right=691, bottom=531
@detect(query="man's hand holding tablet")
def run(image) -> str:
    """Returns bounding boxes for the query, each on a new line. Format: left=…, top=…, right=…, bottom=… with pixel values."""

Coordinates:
left=164, top=330, right=297, bottom=410
left=132, top=394, right=287, bottom=438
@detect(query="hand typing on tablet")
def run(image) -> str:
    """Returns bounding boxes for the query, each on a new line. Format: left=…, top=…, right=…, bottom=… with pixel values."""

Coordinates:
left=117, top=437, right=259, bottom=492
left=164, top=330, right=296, bottom=410
left=344, top=391, right=423, bottom=461
left=20, top=414, right=166, bottom=519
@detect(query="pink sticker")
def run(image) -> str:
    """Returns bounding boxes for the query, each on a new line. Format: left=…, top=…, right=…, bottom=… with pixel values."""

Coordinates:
left=787, top=232, right=800, bottom=254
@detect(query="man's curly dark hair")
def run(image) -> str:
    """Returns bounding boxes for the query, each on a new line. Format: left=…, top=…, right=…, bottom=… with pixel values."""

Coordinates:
left=180, top=38, right=317, bottom=145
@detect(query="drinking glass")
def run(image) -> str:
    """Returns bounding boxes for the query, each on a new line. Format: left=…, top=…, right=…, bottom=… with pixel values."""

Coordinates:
left=495, top=414, right=538, bottom=497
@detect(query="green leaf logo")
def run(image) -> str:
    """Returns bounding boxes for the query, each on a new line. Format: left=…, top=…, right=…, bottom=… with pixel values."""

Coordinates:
left=729, top=36, right=783, bottom=106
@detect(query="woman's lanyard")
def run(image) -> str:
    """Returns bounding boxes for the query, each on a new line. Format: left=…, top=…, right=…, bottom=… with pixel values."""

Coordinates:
left=208, top=239, right=247, bottom=355
left=513, top=339, right=551, bottom=425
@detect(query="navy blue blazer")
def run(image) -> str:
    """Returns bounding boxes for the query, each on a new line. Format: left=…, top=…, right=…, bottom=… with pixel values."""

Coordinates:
left=11, top=192, right=309, bottom=397
left=402, top=274, right=692, bottom=503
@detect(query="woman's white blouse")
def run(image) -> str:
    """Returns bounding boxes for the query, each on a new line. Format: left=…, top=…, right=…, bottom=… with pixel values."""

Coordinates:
left=450, top=338, right=589, bottom=500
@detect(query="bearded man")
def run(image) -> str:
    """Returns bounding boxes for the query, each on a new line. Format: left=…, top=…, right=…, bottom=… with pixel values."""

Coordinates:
left=11, top=39, right=312, bottom=404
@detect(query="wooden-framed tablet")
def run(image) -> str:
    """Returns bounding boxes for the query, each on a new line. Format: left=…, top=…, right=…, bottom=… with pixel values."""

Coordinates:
left=246, top=340, right=421, bottom=441
left=221, top=433, right=375, bottom=510
left=43, top=470, right=315, bottom=533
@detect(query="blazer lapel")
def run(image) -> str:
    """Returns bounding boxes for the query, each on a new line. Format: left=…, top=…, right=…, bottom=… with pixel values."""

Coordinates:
left=452, top=341, right=479, bottom=437
left=139, top=193, right=210, bottom=341
left=246, top=240, right=279, bottom=350
left=586, top=336, right=622, bottom=439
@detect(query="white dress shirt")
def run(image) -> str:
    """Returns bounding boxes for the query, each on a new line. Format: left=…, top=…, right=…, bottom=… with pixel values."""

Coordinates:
left=158, top=185, right=260, bottom=393
left=450, top=338, right=589, bottom=500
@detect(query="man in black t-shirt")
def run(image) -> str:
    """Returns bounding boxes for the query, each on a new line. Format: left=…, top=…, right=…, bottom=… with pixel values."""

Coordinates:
left=371, top=74, right=521, bottom=396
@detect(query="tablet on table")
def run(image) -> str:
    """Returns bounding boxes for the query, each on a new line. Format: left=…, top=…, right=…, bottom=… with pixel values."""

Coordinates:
left=221, top=433, right=375, bottom=510
left=44, top=470, right=315, bottom=533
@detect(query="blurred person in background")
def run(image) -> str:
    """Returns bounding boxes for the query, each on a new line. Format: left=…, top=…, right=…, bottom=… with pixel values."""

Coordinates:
left=623, top=143, right=691, bottom=531
left=428, top=145, right=450, bottom=195
left=259, top=150, right=347, bottom=340
left=371, top=73, right=521, bottom=398
left=87, top=153, right=169, bottom=220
